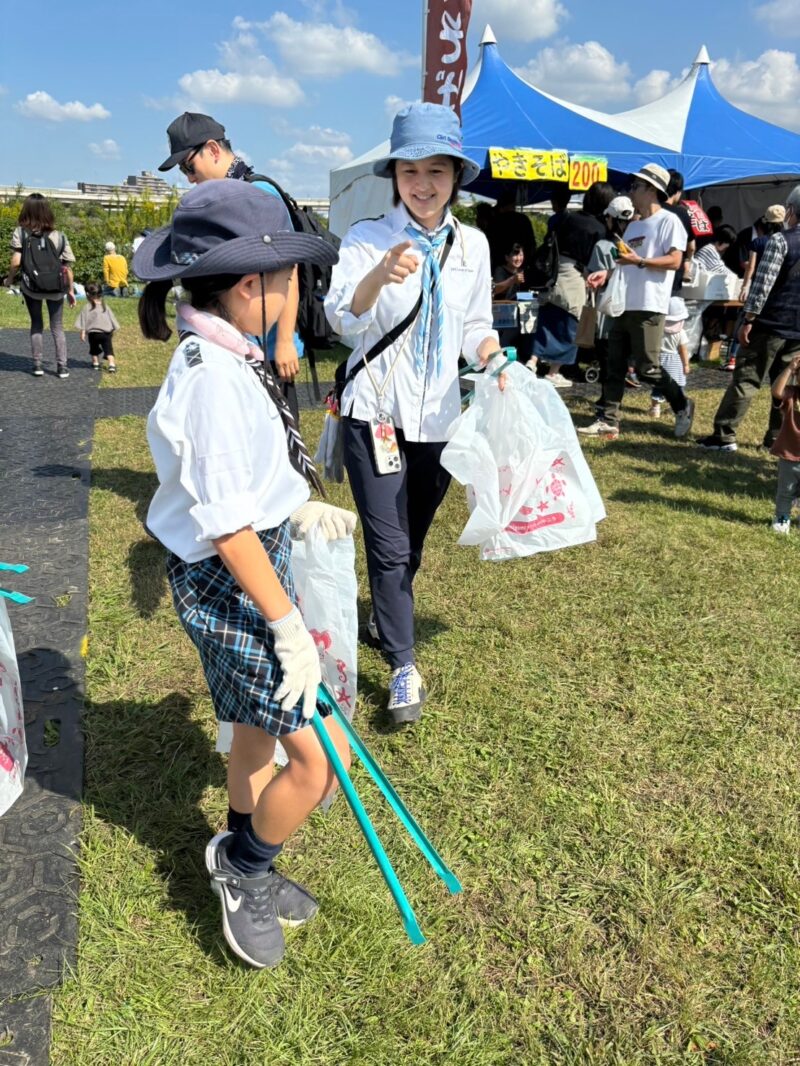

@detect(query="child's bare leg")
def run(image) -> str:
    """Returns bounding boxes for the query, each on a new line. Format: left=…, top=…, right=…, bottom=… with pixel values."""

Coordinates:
left=252, top=717, right=350, bottom=845
left=227, top=722, right=276, bottom=814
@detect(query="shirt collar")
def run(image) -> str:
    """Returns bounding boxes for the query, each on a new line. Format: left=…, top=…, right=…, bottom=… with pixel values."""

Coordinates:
left=388, top=202, right=454, bottom=239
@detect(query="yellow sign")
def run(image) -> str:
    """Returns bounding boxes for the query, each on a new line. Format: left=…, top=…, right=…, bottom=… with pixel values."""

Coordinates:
left=489, top=147, right=569, bottom=182
left=569, top=156, right=609, bottom=191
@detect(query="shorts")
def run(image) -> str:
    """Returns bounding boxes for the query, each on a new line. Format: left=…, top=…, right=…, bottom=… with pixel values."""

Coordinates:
left=88, top=331, right=114, bottom=357
left=166, top=522, right=327, bottom=736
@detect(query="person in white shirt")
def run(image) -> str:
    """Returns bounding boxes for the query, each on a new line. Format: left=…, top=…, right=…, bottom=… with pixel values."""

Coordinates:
left=134, top=180, right=357, bottom=971
left=325, top=102, right=502, bottom=725
left=580, top=163, right=693, bottom=440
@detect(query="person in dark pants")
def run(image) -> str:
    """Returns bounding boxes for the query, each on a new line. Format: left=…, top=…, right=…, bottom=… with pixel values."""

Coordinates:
left=6, top=194, right=76, bottom=378
left=698, top=186, right=800, bottom=452
left=325, top=103, right=501, bottom=724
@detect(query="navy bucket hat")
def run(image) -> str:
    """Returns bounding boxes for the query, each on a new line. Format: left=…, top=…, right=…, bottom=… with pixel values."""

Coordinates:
left=132, top=180, right=338, bottom=282
left=373, top=103, right=480, bottom=186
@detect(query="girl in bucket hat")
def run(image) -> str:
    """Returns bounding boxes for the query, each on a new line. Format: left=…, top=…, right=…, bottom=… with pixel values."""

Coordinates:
left=135, top=179, right=357, bottom=970
left=325, top=102, right=503, bottom=726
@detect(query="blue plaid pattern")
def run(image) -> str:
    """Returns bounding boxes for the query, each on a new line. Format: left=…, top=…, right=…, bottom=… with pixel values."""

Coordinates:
left=166, top=522, right=329, bottom=736
left=406, top=223, right=452, bottom=376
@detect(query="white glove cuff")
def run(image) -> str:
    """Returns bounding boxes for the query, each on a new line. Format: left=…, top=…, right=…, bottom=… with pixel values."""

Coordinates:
left=268, top=605, right=305, bottom=638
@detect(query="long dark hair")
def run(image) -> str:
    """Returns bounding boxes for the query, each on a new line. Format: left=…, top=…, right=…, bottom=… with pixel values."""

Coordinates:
left=138, top=274, right=242, bottom=341
left=85, top=282, right=107, bottom=312
left=389, top=158, right=465, bottom=210
left=18, top=193, right=56, bottom=235
left=582, top=182, right=615, bottom=220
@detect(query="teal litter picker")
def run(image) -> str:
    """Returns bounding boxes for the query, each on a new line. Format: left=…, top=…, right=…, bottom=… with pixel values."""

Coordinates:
left=0, top=563, right=34, bottom=605
left=311, top=682, right=461, bottom=945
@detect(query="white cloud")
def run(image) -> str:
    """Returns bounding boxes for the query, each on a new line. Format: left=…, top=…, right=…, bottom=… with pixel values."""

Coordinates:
left=289, top=142, right=354, bottom=166
left=246, top=12, right=416, bottom=77
left=298, top=0, right=357, bottom=26
left=754, top=0, right=800, bottom=36
left=178, top=68, right=304, bottom=107
left=474, top=0, right=567, bottom=43
left=264, top=142, right=354, bottom=198
left=710, top=49, right=800, bottom=129
left=515, top=41, right=633, bottom=105
left=16, top=91, right=110, bottom=122
left=633, top=69, right=683, bottom=105
left=89, top=138, right=121, bottom=160
left=307, top=125, right=351, bottom=145
left=384, top=94, right=415, bottom=119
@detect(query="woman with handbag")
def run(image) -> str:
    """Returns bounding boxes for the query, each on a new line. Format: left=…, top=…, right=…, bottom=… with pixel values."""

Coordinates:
left=325, top=103, right=502, bottom=725
left=7, top=193, right=76, bottom=378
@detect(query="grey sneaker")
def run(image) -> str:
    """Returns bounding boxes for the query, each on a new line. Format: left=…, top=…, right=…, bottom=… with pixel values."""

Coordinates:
left=32, top=364, right=44, bottom=377
left=697, top=434, right=738, bottom=452
left=207, top=831, right=318, bottom=927
left=205, top=832, right=285, bottom=969
left=674, top=398, right=695, bottom=438
left=576, top=419, right=619, bottom=440
left=388, top=663, right=425, bottom=724
left=57, top=366, right=70, bottom=379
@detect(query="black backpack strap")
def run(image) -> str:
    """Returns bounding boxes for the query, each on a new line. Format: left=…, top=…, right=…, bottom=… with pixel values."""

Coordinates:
left=336, top=227, right=456, bottom=396
left=245, top=172, right=300, bottom=215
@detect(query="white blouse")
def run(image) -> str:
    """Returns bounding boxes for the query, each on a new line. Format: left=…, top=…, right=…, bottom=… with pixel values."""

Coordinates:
left=146, top=334, right=309, bottom=563
left=325, top=203, right=498, bottom=442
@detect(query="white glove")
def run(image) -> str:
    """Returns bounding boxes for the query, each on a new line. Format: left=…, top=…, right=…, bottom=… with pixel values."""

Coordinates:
left=269, top=606, right=321, bottom=719
left=291, top=501, right=357, bottom=541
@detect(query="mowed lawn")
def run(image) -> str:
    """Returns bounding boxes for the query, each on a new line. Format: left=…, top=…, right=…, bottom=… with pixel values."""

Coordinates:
left=11, top=300, right=798, bottom=1062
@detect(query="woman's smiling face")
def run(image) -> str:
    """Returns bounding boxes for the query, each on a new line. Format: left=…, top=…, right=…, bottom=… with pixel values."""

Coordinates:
left=395, top=156, right=457, bottom=228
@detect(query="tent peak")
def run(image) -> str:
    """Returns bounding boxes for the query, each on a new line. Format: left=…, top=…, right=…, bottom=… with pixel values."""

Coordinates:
left=693, top=45, right=711, bottom=65
left=479, top=24, right=497, bottom=46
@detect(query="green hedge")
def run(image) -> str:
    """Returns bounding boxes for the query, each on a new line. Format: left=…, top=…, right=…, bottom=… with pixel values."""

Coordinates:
left=0, top=192, right=179, bottom=285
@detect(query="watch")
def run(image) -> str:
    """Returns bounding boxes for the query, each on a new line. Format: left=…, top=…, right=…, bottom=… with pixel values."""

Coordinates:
left=744, top=313, right=756, bottom=323
left=637, top=258, right=646, bottom=269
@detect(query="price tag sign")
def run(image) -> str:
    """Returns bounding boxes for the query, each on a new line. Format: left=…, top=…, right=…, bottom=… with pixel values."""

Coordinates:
left=569, top=156, right=608, bottom=191
left=489, top=148, right=570, bottom=182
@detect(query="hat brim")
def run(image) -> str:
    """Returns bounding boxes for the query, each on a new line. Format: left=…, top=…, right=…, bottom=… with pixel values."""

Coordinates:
left=158, top=148, right=193, bottom=172
left=631, top=169, right=669, bottom=196
left=132, top=227, right=339, bottom=282
left=373, top=145, right=481, bottom=187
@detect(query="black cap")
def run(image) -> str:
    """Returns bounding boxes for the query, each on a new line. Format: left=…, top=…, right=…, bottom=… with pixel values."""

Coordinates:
left=158, top=112, right=226, bottom=172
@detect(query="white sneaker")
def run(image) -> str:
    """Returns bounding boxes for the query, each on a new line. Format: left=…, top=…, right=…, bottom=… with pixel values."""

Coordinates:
left=576, top=419, right=619, bottom=440
left=388, top=663, right=425, bottom=724
left=545, top=372, right=572, bottom=389
left=648, top=402, right=662, bottom=419
left=772, top=517, right=791, bottom=534
left=674, top=398, right=695, bottom=439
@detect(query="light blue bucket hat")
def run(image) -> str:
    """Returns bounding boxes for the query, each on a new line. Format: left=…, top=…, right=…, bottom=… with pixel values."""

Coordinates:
left=373, top=103, right=480, bottom=186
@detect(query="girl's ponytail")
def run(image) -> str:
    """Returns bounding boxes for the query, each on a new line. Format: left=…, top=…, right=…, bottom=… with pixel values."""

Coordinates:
left=139, top=279, right=173, bottom=341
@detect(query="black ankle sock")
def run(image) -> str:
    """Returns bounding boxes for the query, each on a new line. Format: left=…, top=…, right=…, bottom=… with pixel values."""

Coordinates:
left=224, top=819, right=283, bottom=876
left=226, top=806, right=252, bottom=834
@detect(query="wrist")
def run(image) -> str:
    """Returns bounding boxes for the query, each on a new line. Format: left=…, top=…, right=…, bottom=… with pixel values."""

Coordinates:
left=637, top=257, right=646, bottom=269
left=268, top=604, right=302, bottom=634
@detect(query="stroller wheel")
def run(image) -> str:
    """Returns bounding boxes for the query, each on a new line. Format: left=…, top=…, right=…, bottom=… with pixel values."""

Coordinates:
left=584, top=363, right=600, bottom=384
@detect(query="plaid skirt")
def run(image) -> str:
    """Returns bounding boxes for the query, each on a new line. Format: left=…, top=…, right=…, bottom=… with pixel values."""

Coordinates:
left=166, top=522, right=325, bottom=736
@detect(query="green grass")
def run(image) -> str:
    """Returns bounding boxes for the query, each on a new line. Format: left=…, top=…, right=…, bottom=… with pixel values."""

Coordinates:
left=32, top=371, right=800, bottom=1064
left=1, top=291, right=342, bottom=389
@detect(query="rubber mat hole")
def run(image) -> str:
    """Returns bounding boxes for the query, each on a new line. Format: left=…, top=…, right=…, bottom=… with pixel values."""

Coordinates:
left=43, top=719, right=61, bottom=747
left=0, top=1028, right=13, bottom=1048
left=53, top=592, right=72, bottom=608
left=28, top=954, right=43, bottom=967
left=71, top=471, right=81, bottom=480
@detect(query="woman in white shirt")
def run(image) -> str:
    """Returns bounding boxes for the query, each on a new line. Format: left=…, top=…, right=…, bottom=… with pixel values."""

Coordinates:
left=134, top=179, right=356, bottom=971
left=325, top=103, right=502, bottom=725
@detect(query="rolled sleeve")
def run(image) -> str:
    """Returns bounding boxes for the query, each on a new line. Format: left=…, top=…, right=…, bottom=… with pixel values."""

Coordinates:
left=190, top=491, right=261, bottom=542
left=461, top=232, right=498, bottom=365
left=325, top=236, right=381, bottom=336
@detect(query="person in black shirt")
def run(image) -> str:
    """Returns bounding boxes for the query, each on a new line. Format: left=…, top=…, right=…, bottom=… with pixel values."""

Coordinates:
left=488, top=187, right=536, bottom=274
left=665, top=170, right=695, bottom=293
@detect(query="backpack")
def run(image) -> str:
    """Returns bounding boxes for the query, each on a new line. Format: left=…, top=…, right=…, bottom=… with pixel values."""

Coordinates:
left=682, top=200, right=713, bottom=240
left=20, top=230, right=67, bottom=295
left=246, top=173, right=340, bottom=350
left=526, top=230, right=559, bottom=291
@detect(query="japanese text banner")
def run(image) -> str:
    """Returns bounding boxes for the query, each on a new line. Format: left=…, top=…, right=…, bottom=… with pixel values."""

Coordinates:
left=423, top=0, right=473, bottom=118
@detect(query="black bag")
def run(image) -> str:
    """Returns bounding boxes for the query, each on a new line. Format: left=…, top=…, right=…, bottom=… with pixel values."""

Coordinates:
left=20, top=230, right=67, bottom=295
left=246, top=173, right=340, bottom=350
left=526, top=230, right=559, bottom=291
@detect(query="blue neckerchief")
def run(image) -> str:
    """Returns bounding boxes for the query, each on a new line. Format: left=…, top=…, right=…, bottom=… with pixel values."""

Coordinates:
left=405, top=222, right=452, bottom=376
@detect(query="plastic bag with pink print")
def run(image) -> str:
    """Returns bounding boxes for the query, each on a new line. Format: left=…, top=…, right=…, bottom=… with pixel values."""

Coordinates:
left=0, top=598, right=27, bottom=817
left=441, top=361, right=606, bottom=561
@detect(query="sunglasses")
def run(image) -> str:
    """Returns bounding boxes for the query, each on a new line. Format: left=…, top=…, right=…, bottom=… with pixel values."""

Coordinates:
left=179, top=143, right=206, bottom=177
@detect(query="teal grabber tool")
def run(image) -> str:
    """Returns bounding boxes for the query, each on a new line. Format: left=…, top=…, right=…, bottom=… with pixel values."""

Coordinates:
left=311, top=682, right=462, bottom=945
left=459, top=346, right=517, bottom=403
left=0, top=563, right=34, bottom=605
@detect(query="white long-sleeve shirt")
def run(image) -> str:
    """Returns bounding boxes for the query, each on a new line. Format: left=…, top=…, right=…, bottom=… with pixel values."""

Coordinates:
left=324, top=203, right=498, bottom=442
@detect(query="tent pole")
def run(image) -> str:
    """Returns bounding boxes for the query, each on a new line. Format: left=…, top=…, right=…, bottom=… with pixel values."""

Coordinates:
left=421, top=0, right=429, bottom=100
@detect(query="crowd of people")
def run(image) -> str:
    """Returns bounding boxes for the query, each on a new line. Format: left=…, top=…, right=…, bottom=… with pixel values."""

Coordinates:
left=5, top=99, right=800, bottom=972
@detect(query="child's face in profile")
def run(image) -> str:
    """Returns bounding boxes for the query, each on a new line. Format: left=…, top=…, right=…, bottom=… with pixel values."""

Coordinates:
left=505, top=248, right=524, bottom=271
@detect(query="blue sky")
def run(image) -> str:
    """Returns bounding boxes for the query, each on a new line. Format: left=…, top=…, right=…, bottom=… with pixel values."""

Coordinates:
left=1, top=0, right=798, bottom=196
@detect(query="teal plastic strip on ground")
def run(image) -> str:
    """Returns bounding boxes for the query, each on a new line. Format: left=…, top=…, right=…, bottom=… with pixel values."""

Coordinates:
left=0, top=588, right=34, bottom=605
left=317, top=685, right=462, bottom=895
left=310, top=707, right=426, bottom=946
left=0, top=563, right=29, bottom=574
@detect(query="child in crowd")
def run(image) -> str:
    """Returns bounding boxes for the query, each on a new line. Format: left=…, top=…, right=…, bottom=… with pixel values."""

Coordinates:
left=769, top=353, right=800, bottom=534
left=133, top=179, right=356, bottom=969
left=75, top=283, right=120, bottom=372
left=492, top=243, right=525, bottom=299
left=649, top=297, right=690, bottom=420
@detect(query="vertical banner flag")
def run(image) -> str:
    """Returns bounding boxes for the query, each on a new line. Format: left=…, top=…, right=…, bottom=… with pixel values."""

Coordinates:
left=423, top=0, right=473, bottom=118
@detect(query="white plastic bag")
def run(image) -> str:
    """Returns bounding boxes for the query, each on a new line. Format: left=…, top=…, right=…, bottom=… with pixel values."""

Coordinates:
left=441, top=362, right=606, bottom=562
left=0, top=599, right=27, bottom=817
left=216, top=529, right=358, bottom=759
left=596, top=267, right=626, bottom=317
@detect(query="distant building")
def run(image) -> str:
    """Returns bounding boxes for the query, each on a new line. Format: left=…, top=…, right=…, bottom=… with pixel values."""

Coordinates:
left=78, top=171, right=174, bottom=199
